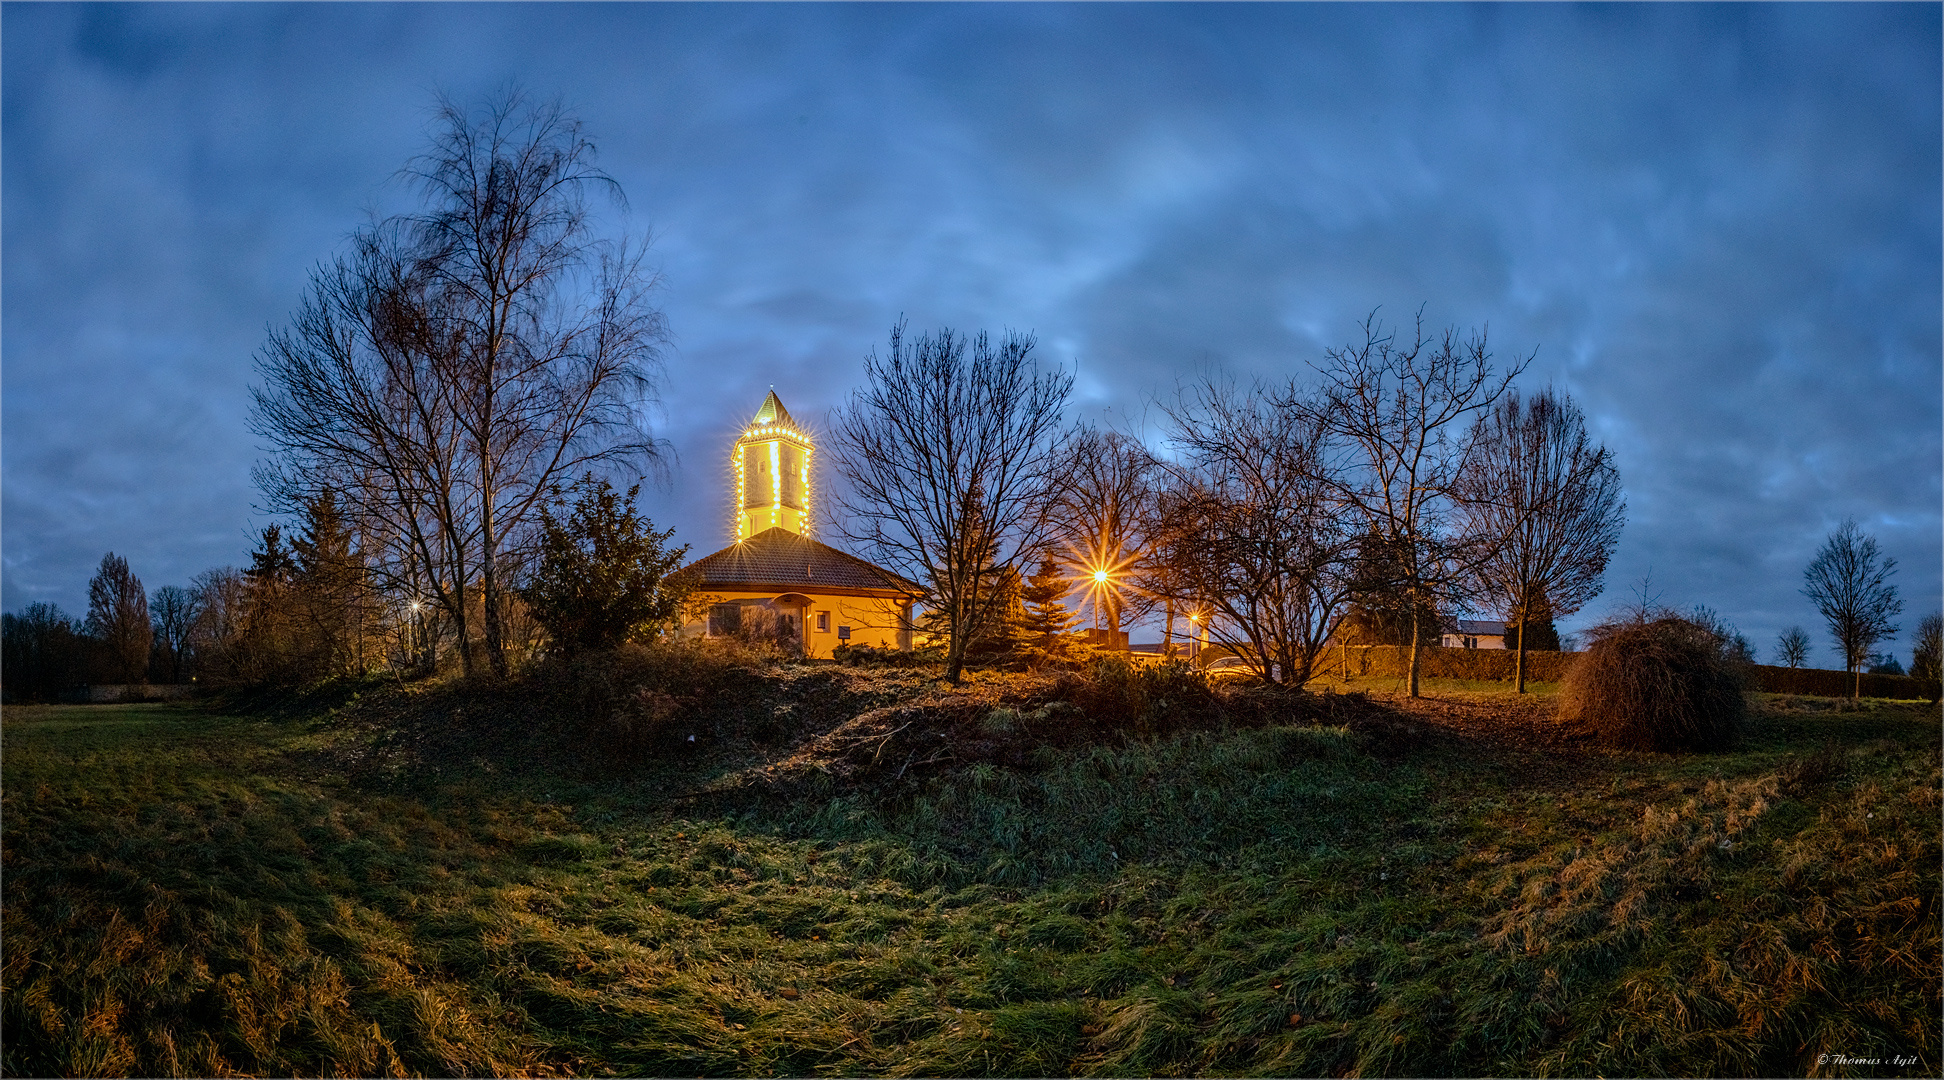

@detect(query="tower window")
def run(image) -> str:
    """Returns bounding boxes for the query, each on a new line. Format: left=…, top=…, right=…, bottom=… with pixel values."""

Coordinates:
left=779, top=442, right=804, bottom=509
left=743, top=445, right=771, bottom=510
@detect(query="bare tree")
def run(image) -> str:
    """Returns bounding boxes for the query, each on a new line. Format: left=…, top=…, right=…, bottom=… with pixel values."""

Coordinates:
left=253, top=88, right=668, bottom=677
left=1458, top=387, right=1625, bottom=692
left=87, top=552, right=150, bottom=684
left=1775, top=625, right=1811, bottom=669
left=1911, top=613, right=1941, bottom=683
left=830, top=322, right=1072, bottom=685
left=1305, top=309, right=1527, bottom=697
left=1802, top=518, right=1902, bottom=698
left=1, top=603, right=85, bottom=702
left=1149, top=378, right=1356, bottom=688
left=253, top=236, right=493, bottom=675
left=1052, top=426, right=1159, bottom=645
left=149, top=585, right=203, bottom=683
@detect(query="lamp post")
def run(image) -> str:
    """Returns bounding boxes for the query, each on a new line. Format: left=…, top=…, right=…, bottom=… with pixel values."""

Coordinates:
left=1088, top=566, right=1122, bottom=648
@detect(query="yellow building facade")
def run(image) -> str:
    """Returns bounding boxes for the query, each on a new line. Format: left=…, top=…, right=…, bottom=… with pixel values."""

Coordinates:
left=679, top=391, right=918, bottom=657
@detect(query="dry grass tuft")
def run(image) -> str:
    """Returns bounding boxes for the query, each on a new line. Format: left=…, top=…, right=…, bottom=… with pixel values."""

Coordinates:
left=1560, top=617, right=1746, bottom=752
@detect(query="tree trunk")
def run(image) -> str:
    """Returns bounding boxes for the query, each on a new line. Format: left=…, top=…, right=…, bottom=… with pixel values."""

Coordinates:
left=482, top=562, right=507, bottom=677
left=478, top=453, right=509, bottom=678
left=945, top=630, right=967, bottom=686
left=1515, top=626, right=1528, bottom=694
left=1407, top=605, right=1423, bottom=698
left=449, top=581, right=474, bottom=677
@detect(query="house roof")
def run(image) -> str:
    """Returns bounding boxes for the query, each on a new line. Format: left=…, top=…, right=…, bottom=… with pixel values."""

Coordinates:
left=1444, top=618, right=1508, bottom=637
left=679, top=528, right=920, bottom=596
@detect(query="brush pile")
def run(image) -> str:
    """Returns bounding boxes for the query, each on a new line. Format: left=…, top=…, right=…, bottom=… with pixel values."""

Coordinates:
left=1559, top=616, right=1746, bottom=752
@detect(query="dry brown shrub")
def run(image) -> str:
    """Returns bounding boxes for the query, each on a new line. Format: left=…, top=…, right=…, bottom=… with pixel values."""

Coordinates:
left=1559, top=616, right=1746, bottom=752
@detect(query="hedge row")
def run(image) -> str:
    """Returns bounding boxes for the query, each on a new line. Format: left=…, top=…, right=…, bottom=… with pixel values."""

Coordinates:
left=1322, top=644, right=1577, bottom=684
left=1745, top=663, right=1940, bottom=701
left=1316, top=645, right=1940, bottom=700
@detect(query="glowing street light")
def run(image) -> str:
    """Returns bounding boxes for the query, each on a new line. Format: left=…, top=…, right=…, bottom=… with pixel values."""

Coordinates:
left=1093, top=569, right=1110, bottom=584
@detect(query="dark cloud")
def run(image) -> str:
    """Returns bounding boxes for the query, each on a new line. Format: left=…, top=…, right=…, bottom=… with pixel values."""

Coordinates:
left=4, top=3, right=1936, bottom=667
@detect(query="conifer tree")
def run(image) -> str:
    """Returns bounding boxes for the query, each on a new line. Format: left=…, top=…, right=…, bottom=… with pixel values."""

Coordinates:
left=1018, top=557, right=1079, bottom=669
left=966, top=565, right=1033, bottom=662
left=525, top=475, right=691, bottom=653
left=240, top=525, right=300, bottom=681
left=291, top=489, right=376, bottom=677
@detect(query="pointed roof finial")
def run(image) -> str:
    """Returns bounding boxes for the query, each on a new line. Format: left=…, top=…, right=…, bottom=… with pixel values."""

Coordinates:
left=750, top=389, right=798, bottom=433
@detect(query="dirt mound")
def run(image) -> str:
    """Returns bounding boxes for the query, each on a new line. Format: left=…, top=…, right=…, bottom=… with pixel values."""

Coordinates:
left=322, top=646, right=1607, bottom=799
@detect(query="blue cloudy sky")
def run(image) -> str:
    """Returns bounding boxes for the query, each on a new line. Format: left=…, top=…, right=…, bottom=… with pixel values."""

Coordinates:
left=4, top=3, right=1939, bottom=664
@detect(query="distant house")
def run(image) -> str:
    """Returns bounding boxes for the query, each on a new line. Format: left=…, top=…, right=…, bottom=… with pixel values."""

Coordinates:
left=675, top=391, right=920, bottom=657
left=1441, top=618, right=1507, bottom=650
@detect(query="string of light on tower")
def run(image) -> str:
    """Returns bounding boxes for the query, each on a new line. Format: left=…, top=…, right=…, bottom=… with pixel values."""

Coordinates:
left=732, top=391, right=813, bottom=541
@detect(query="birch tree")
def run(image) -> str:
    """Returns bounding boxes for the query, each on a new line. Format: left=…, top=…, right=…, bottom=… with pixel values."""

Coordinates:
left=253, top=88, right=668, bottom=677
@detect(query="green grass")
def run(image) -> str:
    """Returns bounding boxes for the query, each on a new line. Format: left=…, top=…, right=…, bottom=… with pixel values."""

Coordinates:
left=4, top=690, right=1937, bottom=1077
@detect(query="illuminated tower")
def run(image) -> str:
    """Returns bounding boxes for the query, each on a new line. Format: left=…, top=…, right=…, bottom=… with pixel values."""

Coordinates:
left=733, top=390, right=812, bottom=540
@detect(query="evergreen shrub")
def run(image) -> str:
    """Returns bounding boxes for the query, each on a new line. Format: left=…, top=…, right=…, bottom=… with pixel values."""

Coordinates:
left=832, top=641, right=939, bottom=667
left=1066, top=655, right=1216, bottom=735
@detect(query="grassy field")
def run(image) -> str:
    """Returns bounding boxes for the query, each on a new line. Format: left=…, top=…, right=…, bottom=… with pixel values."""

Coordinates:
left=3, top=679, right=1937, bottom=1077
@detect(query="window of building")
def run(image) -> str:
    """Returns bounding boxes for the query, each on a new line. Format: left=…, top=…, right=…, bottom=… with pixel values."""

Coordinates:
left=816, top=610, right=830, bottom=633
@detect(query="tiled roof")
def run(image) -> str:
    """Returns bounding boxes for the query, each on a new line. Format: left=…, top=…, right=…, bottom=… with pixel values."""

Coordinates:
left=679, top=528, right=920, bottom=595
left=1444, top=618, right=1508, bottom=636
left=750, top=390, right=801, bottom=434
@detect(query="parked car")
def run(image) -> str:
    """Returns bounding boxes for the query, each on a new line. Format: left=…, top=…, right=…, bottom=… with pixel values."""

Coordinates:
left=1202, top=655, right=1256, bottom=680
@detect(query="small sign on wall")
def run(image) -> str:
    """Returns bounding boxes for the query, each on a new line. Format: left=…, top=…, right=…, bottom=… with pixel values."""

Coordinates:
left=838, top=626, right=852, bottom=640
